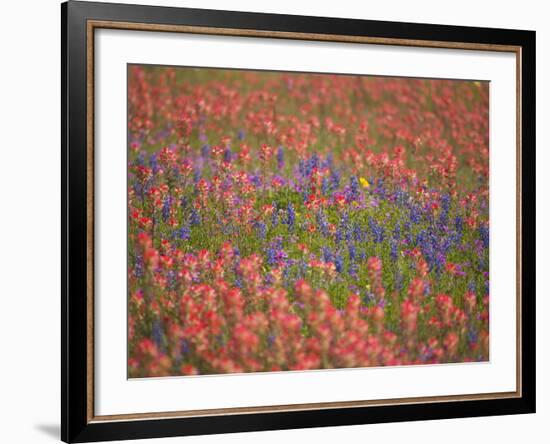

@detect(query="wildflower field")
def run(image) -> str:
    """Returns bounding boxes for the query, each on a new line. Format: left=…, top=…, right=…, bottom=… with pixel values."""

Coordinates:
left=127, top=65, right=490, bottom=377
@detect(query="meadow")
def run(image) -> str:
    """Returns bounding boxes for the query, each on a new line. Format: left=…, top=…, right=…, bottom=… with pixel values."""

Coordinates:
left=127, top=65, right=490, bottom=377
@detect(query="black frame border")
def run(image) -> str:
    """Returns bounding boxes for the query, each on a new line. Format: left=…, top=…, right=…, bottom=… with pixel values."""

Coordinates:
left=62, top=1, right=536, bottom=442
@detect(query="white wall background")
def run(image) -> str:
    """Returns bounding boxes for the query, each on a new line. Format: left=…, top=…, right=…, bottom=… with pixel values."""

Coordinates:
left=0, top=0, right=546, bottom=443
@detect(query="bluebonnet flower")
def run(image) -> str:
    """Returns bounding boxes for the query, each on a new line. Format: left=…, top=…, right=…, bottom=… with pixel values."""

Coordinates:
left=369, top=217, right=385, bottom=243
left=330, top=168, right=341, bottom=191
left=135, top=151, right=145, bottom=166
left=423, top=282, right=431, bottom=296
left=134, top=254, right=144, bottom=278
left=348, top=176, right=359, bottom=201
left=235, top=275, right=245, bottom=288
left=373, top=178, right=386, bottom=199
left=271, top=203, right=279, bottom=227
left=390, top=240, right=398, bottom=262
left=190, top=207, right=201, bottom=226
left=467, top=328, right=478, bottom=346
left=316, top=211, right=329, bottom=237
left=409, top=205, right=422, bottom=224
left=286, top=203, right=295, bottom=229
left=223, top=146, right=232, bottom=163
left=349, top=261, right=359, bottom=277
left=152, top=320, right=165, bottom=352
left=282, top=265, right=291, bottom=283
left=321, top=177, right=329, bottom=196
left=479, top=226, right=489, bottom=249
left=266, top=238, right=287, bottom=266
left=266, top=245, right=277, bottom=266
left=297, top=259, right=308, bottom=278
left=134, top=182, right=143, bottom=198
left=404, top=221, right=413, bottom=244
left=249, top=174, right=262, bottom=188
left=149, top=153, right=160, bottom=174
left=435, top=253, right=446, bottom=273
left=298, top=159, right=306, bottom=179
left=162, top=196, right=171, bottom=222
left=299, top=154, right=319, bottom=179
left=334, top=254, right=344, bottom=273
left=394, top=270, right=403, bottom=292
left=335, top=226, right=344, bottom=244
left=325, top=153, right=334, bottom=170
left=201, top=144, right=210, bottom=158
left=337, top=213, right=351, bottom=243
left=237, top=129, right=245, bottom=140
left=348, top=243, right=357, bottom=262
left=438, top=193, right=451, bottom=227
left=394, top=189, right=408, bottom=206
left=417, top=229, right=438, bottom=271
left=322, top=246, right=333, bottom=264
left=256, top=221, right=267, bottom=239
left=180, top=339, right=190, bottom=355
left=353, top=223, right=365, bottom=242
left=309, top=153, right=319, bottom=172
left=167, top=270, right=176, bottom=290
left=277, top=146, right=285, bottom=170
left=455, top=215, right=464, bottom=241
left=393, top=222, right=401, bottom=240
left=440, top=236, right=452, bottom=255
left=173, top=226, right=190, bottom=240
left=193, top=167, right=202, bottom=184
left=301, top=188, right=309, bottom=203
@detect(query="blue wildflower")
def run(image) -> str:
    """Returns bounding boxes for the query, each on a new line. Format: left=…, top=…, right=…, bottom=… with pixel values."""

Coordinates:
left=322, top=246, right=333, bottom=264
left=409, top=205, right=422, bottom=224
left=321, top=177, right=329, bottom=196
left=334, top=254, right=344, bottom=273
left=390, top=240, right=398, bottom=262
left=256, top=221, right=267, bottom=239
left=479, top=226, right=489, bottom=249
left=271, top=203, right=279, bottom=227
left=277, top=146, right=284, bottom=169
left=348, top=243, right=357, bottom=262
left=162, top=196, right=171, bottom=222
left=330, top=168, right=341, bottom=191
left=193, top=167, right=202, bottom=184
left=223, top=146, right=232, bottom=163
left=152, top=320, right=165, bottom=351
left=149, top=153, right=159, bottom=174
left=316, top=211, right=329, bottom=237
left=190, top=207, right=201, bottom=226
left=134, top=254, right=143, bottom=278
left=369, top=217, right=385, bottom=243
left=174, top=226, right=190, bottom=240
left=286, top=203, right=295, bottom=229
left=393, top=222, right=401, bottom=240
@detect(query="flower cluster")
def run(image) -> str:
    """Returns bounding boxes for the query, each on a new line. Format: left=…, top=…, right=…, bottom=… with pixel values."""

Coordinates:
left=128, top=66, right=489, bottom=377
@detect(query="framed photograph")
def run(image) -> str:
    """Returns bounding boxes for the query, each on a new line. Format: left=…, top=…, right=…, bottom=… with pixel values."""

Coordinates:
left=61, top=1, right=535, bottom=442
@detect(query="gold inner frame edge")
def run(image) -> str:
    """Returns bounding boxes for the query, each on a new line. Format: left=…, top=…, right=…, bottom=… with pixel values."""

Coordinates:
left=85, top=19, right=523, bottom=423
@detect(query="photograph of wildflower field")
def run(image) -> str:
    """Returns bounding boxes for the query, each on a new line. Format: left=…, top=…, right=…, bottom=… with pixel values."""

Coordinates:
left=127, top=64, right=490, bottom=378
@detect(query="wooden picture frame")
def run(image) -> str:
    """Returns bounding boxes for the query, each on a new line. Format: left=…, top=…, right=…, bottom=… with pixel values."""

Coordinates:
left=62, top=1, right=535, bottom=442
